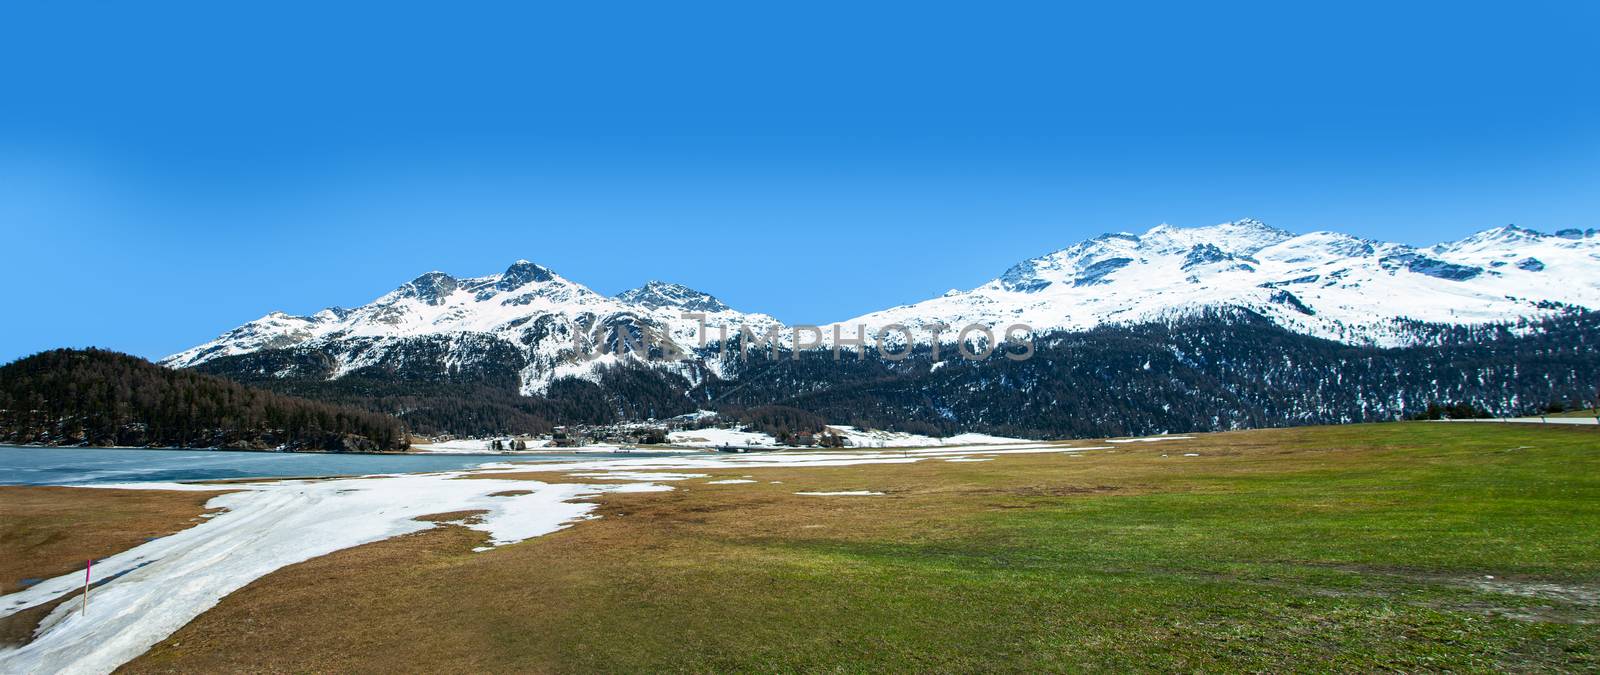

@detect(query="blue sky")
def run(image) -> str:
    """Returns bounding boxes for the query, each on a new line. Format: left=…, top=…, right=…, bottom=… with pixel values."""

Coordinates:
left=1, top=0, right=1597, bottom=363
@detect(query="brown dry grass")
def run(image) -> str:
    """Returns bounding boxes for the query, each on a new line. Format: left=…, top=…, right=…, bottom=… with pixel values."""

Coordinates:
left=0, top=485, right=227, bottom=648
left=0, top=486, right=226, bottom=596
left=413, top=510, right=489, bottom=525
left=74, top=443, right=1176, bottom=671
left=7, top=423, right=1599, bottom=672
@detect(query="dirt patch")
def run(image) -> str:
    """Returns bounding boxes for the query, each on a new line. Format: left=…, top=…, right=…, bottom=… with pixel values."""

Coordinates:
left=998, top=484, right=1125, bottom=497
left=412, top=510, right=489, bottom=525
left=1464, top=577, right=1600, bottom=606
left=1308, top=563, right=1600, bottom=624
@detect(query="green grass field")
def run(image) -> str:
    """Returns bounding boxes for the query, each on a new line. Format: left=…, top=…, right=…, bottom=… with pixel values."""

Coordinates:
left=22, top=422, right=1596, bottom=672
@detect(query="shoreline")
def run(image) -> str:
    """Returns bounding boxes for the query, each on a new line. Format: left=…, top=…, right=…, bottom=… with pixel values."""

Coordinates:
left=0, top=443, right=432, bottom=457
left=1, top=442, right=722, bottom=458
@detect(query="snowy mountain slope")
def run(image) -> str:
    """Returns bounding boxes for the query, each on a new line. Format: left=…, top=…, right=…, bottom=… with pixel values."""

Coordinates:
left=164, top=220, right=1600, bottom=394
left=824, top=220, right=1600, bottom=348
left=617, top=280, right=732, bottom=313
left=163, top=261, right=782, bottom=394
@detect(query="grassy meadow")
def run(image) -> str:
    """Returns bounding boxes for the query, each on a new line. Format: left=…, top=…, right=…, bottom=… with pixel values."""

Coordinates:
left=5, top=422, right=1597, bottom=672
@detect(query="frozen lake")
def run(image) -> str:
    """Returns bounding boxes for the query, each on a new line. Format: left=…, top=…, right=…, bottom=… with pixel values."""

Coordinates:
left=0, top=445, right=656, bottom=485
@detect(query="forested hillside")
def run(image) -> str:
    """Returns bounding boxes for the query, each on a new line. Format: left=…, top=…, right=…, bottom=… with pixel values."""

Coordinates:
left=704, top=309, right=1599, bottom=438
left=196, top=357, right=699, bottom=436
left=0, top=349, right=408, bottom=451
left=191, top=309, right=1600, bottom=439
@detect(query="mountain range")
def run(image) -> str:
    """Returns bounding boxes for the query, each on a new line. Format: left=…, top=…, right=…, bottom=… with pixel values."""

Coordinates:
left=150, top=220, right=1600, bottom=438
left=164, top=219, right=1600, bottom=393
left=831, top=219, right=1598, bottom=347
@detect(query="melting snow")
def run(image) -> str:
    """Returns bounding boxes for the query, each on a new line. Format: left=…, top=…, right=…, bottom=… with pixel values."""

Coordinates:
left=0, top=471, right=670, bottom=674
left=795, top=491, right=884, bottom=496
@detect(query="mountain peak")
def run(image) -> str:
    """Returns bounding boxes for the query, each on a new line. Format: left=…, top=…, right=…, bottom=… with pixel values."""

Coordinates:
left=1436, top=224, right=1550, bottom=255
left=497, top=260, right=557, bottom=291
left=1464, top=224, right=1546, bottom=242
left=617, top=280, right=731, bottom=313
left=396, top=271, right=460, bottom=306
left=1139, top=219, right=1293, bottom=256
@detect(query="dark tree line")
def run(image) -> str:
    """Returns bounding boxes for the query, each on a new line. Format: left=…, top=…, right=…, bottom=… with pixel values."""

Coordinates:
left=1407, top=402, right=1493, bottom=420
left=0, top=348, right=408, bottom=451
left=701, top=308, right=1600, bottom=438
left=189, top=309, right=1600, bottom=440
left=197, top=362, right=699, bottom=437
left=727, top=405, right=828, bottom=445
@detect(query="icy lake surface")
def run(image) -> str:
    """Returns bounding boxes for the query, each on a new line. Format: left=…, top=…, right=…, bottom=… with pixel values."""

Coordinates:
left=0, top=445, right=648, bottom=485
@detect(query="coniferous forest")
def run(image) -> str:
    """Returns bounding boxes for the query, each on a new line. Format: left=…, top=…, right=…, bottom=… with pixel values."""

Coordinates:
left=190, top=309, right=1600, bottom=440
left=7, top=311, right=1593, bottom=447
left=0, top=348, right=408, bottom=451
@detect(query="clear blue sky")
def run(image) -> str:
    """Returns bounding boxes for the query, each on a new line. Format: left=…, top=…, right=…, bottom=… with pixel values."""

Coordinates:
left=2, top=0, right=1596, bottom=363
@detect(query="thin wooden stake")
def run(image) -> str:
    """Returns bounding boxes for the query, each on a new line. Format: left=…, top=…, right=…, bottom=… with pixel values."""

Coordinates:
left=82, top=559, right=91, bottom=616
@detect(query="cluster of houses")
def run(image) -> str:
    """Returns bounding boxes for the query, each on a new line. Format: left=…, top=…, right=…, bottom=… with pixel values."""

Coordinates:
left=547, top=421, right=669, bottom=447
left=422, top=410, right=854, bottom=452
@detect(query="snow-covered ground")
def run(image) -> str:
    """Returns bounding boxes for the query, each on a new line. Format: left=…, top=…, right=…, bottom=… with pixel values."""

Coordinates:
left=410, top=440, right=706, bottom=455
left=409, top=438, right=495, bottom=453
left=796, top=491, right=884, bottom=496
left=1436, top=417, right=1599, bottom=425
left=0, top=436, right=1157, bottom=673
left=409, top=438, right=551, bottom=453
left=665, top=427, right=780, bottom=447
left=665, top=424, right=1035, bottom=449
left=0, top=471, right=672, bottom=674
left=941, top=432, right=1038, bottom=445
left=825, top=425, right=1034, bottom=448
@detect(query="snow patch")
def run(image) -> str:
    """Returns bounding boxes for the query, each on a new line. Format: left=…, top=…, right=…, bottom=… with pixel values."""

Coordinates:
left=0, top=471, right=668, bottom=674
left=795, top=491, right=884, bottom=496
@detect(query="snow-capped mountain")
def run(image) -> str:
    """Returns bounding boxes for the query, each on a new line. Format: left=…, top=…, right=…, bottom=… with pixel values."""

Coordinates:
left=616, top=280, right=733, bottom=313
left=826, top=219, right=1600, bottom=347
left=162, top=261, right=781, bottom=394
left=164, top=220, right=1600, bottom=394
